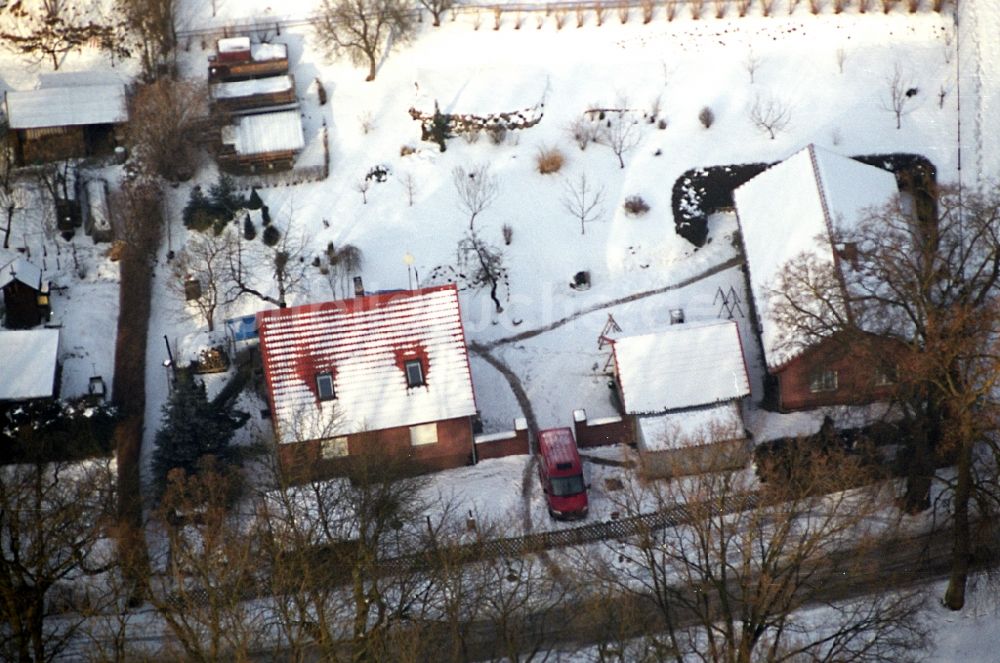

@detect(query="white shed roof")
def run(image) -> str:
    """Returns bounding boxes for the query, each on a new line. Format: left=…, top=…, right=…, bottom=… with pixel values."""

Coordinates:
left=733, top=144, right=898, bottom=371
left=226, top=110, right=304, bottom=156
left=5, top=74, right=127, bottom=129
left=637, top=401, right=745, bottom=452
left=211, top=75, right=294, bottom=100
left=613, top=320, right=750, bottom=415
left=0, top=329, right=59, bottom=401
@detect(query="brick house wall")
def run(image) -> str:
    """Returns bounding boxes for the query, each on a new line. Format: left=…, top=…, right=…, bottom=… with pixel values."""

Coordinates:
left=276, top=415, right=474, bottom=484
left=775, top=339, right=895, bottom=411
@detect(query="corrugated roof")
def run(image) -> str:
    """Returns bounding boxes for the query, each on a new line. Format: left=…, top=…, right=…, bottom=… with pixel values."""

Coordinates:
left=211, top=75, right=294, bottom=100
left=733, top=144, right=898, bottom=371
left=0, top=329, right=59, bottom=401
left=257, top=285, right=478, bottom=444
left=5, top=81, right=127, bottom=129
left=613, top=319, right=749, bottom=415
left=227, top=110, right=304, bottom=156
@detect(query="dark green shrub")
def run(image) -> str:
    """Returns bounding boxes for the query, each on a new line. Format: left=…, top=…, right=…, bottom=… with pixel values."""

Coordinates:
left=243, top=215, right=256, bottom=241
left=262, top=224, right=281, bottom=247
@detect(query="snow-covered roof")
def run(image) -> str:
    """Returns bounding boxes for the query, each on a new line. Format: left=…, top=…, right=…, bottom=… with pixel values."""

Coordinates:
left=257, top=285, right=478, bottom=444
left=613, top=319, right=750, bottom=415
left=218, top=36, right=251, bottom=53
left=211, top=75, right=294, bottom=100
left=0, top=329, right=59, bottom=401
left=0, top=252, right=42, bottom=290
left=733, top=144, right=898, bottom=371
left=4, top=74, right=128, bottom=129
left=637, top=401, right=745, bottom=452
left=225, top=110, right=304, bottom=156
left=251, top=42, right=287, bottom=62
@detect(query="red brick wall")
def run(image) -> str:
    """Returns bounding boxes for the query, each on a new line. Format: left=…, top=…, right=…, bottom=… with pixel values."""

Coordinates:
left=776, top=340, right=894, bottom=411
left=475, top=427, right=530, bottom=460
left=574, top=413, right=635, bottom=448
left=276, top=416, right=474, bottom=483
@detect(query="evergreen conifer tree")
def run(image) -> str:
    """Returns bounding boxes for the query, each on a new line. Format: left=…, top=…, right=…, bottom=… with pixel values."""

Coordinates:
left=151, top=370, right=247, bottom=498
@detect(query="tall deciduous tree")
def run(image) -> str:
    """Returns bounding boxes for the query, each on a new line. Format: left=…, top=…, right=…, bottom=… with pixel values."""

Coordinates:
left=587, top=440, right=928, bottom=662
left=116, top=0, right=177, bottom=81
left=315, top=0, right=414, bottom=81
left=0, top=0, right=126, bottom=70
left=126, top=78, right=209, bottom=182
left=0, top=457, right=116, bottom=663
left=770, top=183, right=1000, bottom=610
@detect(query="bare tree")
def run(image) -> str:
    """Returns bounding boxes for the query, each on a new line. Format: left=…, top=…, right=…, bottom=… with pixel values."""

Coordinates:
left=315, top=0, right=414, bottom=81
left=561, top=172, right=605, bottom=235
left=457, top=230, right=508, bottom=313
left=749, top=92, right=792, bottom=139
left=401, top=171, right=417, bottom=206
left=147, top=459, right=265, bottom=662
left=169, top=228, right=236, bottom=331
left=116, top=0, right=177, bottom=81
left=566, top=115, right=599, bottom=151
left=0, top=0, right=126, bottom=70
left=598, top=108, right=640, bottom=169
left=453, top=163, right=500, bottom=230
left=743, top=46, right=762, bottom=83
left=256, top=448, right=435, bottom=662
left=770, top=185, right=1000, bottom=610
left=836, top=46, right=848, bottom=74
left=0, top=456, right=117, bottom=663
left=126, top=78, right=209, bottom=182
left=356, top=177, right=372, bottom=204
left=882, top=62, right=916, bottom=130
left=226, top=225, right=310, bottom=309
left=0, top=130, right=22, bottom=249
left=418, top=0, right=454, bottom=26
left=586, top=440, right=928, bottom=662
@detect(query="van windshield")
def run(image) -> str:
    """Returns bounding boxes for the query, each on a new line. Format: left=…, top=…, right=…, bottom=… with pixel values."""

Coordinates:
left=550, top=474, right=585, bottom=497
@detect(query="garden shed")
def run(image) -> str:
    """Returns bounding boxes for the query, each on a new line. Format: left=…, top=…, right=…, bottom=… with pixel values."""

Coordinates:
left=610, top=319, right=751, bottom=477
left=3, top=72, right=127, bottom=165
left=218, top=110, right=305, bottom=173
left=0, top=252, right=47, bottom=329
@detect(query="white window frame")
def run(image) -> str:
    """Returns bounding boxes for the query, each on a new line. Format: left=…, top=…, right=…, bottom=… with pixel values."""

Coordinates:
left=409, top=422, right=438, bottom=446
left=316, top=372, right=335, bottom=401
left=809, top=369, right=839, bottom=393
left=405, top=359, right=425, bottom=388
left=321, top=436, right=349, bottom=459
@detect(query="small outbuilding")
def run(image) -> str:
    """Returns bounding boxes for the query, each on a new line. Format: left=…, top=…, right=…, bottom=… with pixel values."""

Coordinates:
left=3, top=72, right=128, bottom=165
left=208, top=37, right=289, bottom=82
left=0, top=329, right=60, bottom=403
left=0, top=252, right=48, bottom=329
left=610, top=319, right=751, bottom=477
left=218, top=110, right=305, bottom=173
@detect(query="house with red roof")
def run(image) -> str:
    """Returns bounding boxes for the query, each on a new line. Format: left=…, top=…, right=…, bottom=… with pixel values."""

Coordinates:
left=610, top=319, right=751, bottom=477
left=256, top=284, right=479, bottom=482
left=734, top=144, right=900, bottom=411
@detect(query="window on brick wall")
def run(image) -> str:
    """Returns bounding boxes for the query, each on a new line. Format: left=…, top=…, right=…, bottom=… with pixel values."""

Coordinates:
left=874, top=365, right=897, bottom=387
left=809, top=369, right=838, bottom=393
left=409, top=422, right=438, bottom=446
left=321, top=436, right=349, bottom=459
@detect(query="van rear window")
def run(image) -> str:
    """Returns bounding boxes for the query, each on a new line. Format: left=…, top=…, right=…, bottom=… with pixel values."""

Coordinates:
left=555, top=462, right=573, bottom=470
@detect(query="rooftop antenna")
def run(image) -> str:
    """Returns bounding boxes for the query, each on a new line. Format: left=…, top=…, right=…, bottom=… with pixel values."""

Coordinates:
left=714, top=286, right=744, bottom=319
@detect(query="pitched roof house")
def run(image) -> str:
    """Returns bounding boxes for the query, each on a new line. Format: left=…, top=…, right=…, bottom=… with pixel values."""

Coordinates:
left=734, top=144, right=900, bottom=411
left=257, top=284, right=478, bottom=481
left=611, top=319, right=751, bottom=477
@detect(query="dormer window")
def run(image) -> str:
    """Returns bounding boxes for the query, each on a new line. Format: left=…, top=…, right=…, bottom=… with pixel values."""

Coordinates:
left=405, top=359, right=425, bottom=388
left=316, top=372, right=335, bottom=401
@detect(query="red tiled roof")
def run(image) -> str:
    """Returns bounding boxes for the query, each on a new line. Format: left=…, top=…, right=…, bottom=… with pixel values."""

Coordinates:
left=257, top=284, right=477, bottom=444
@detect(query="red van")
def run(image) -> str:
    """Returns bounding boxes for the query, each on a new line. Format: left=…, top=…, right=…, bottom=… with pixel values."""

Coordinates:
left=537, top=428, right=589, bottom=520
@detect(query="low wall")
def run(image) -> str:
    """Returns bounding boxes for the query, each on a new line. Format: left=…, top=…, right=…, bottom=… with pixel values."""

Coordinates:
left=475, top=418, right=530, bottom=460
left=639, top=439, right=750, bottom=479
left=573, top=409, right=635, bottom=448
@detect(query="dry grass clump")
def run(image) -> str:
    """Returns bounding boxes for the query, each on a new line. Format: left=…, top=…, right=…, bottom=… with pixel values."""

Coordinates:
left=536, top=146, right=566, bottom=174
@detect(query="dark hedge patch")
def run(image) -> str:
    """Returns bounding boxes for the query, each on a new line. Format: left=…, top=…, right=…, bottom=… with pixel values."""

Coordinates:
left=671, top=153, right=938, bottom=248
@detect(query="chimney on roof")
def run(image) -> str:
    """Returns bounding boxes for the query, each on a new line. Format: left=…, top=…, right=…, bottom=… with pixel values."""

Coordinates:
left=353, top=276, right=364, bottom=298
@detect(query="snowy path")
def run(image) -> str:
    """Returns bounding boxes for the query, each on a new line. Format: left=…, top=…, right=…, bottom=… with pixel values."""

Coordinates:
left=480, top=254, right=744, bottom=351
